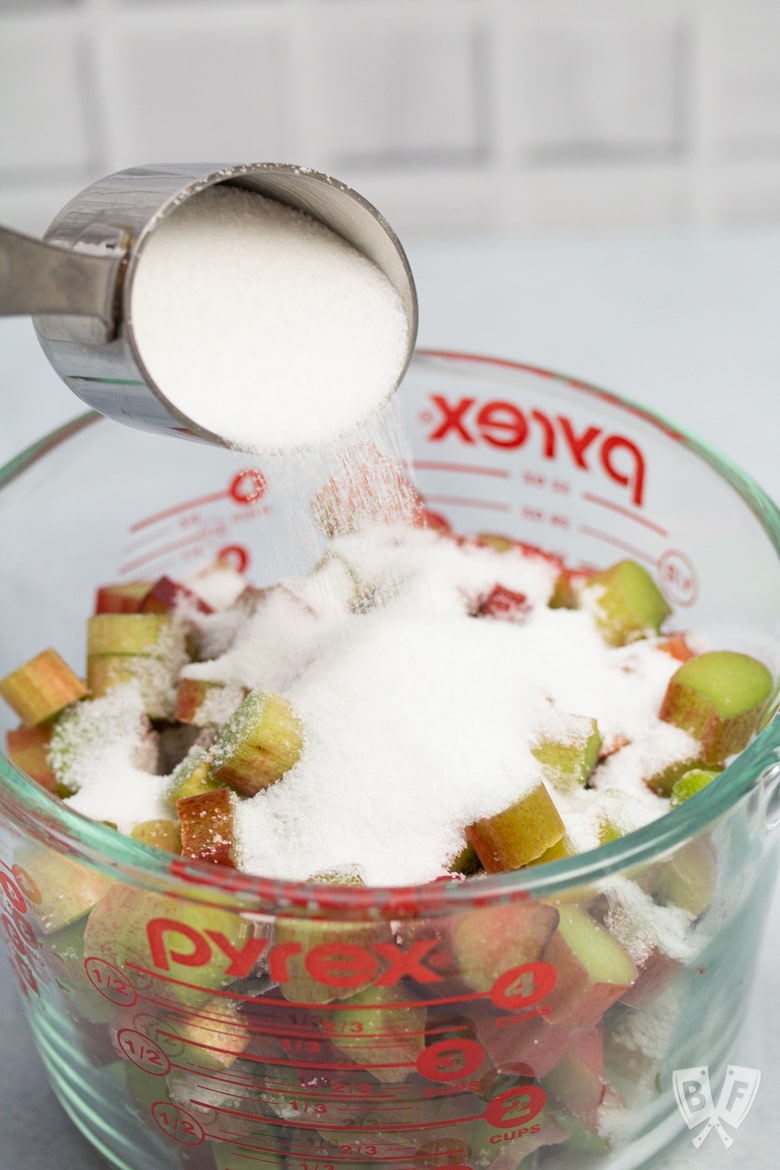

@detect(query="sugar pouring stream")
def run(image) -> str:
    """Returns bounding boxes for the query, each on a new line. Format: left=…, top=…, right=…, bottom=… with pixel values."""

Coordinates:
left=0, top=162, right=418, bottom=452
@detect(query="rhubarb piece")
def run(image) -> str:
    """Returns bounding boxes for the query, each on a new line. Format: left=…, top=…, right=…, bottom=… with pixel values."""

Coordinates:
left=177, top=787, right=237, bottom=867
left=657, top=633, right=695, bottom=662
left=582, top=559, right=671, bottom=646
left=46, top=919, right=115, bottom=1024
left=451, top=900, right=560, bottom=995
left=130, top=818, right=181, bottom=853
left=477, top=1012, right=576, bottom=1080
left=87, top=613, right=176, bottom=656
left=618, top=945, right=683, bottom=1007
left=0, top=648, right=88, bottom=726
left=670, top=767, right=721, bottom=807
left=157, top=996, right=251, bottom=1071
left=140, top=575, right=213, bottom=616
left=659, top=650, right=773, bottom=764
left=475, top=532, right=514, bottom=552
left=553, top=1110, right=612, bottom=1155
left=16, top=850, right=114, bottom=934
left=543, top=903, right=638, bottom=1030
left=174, top=676, right=245, bottom=725
left=531, top=714, right=602, bottom=792
left=94, top=581, right=153, bottom=615
left=529, top=834, right=577, bottom=866
left=315, top=983, right=427, bottom=1083
left=211, top=688, right=303, bottom=795
left=49, top=687, right=156, bottom=794
left=168, top=746, right=222, bottom=801
left=548, top=569, right=581, bottom=610
left=448, top=840, right=483, bottom=876
left=542, top=1027, right=607, bottom=1127
left=654, top=836, right=716, bottom=917
left=643, top=752, right=709, bottom=799
left=87, top=612, right=185, bottom=719
left=84, top=884, right=252, bottom=1008
left=5, top=723, right=57, bottom=791
left=466, top=782, right=566, bottom=871
left=473, top=584, right=530, bottom=622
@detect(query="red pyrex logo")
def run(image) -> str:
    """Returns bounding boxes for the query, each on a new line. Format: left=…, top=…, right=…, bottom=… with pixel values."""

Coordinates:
left=147, top=919, right=443, bottom=988
left=425, top=395, right=647, bottom=507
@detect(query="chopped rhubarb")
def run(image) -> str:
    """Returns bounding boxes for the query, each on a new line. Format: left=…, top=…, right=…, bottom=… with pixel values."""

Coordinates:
left=211, top=688, right=303, bottom=795
left=543, top=903, right=638, bottom=1030
left=466, top=782, right=566, bottom=871
left=177, top=787, right=237, bottom=866
left=140, top=575, right=214, bottom=616
left=582, top=559, right=671, bottom=646
left=532, top=713, right=602, bottom=791
left=669, top=766, right=721, bottom=806
left=5, top=723, right=57, bottom=791
left=0, top=648, right=88, bottom=726
left=473, top=583, right=530, bottom=622
left=168, top=746, right=223, bottom=802
left=130, top=818, right=182, bottom=853
left=659, top=649, right=773, bottom=764
left=94, top=580, right=153, bottom=615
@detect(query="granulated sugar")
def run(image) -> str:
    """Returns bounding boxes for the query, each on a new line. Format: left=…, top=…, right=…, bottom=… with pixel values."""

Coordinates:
left=187, top=527, right=691, bottom=885
left=131, top=184, right=410, bottom=452
left=57, top=526, right=699, bottom=885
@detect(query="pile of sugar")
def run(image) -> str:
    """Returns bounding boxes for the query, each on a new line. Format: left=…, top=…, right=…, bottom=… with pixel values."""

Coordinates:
left=59, top=527, right=699, bottom=886
left=131, top=183, right=410, bottom=452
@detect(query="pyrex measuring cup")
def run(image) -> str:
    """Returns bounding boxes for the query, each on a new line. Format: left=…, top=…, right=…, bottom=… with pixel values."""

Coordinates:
left=0, top=163, right=418, bottom=448
left=0, top=352, right=779, bottom=1170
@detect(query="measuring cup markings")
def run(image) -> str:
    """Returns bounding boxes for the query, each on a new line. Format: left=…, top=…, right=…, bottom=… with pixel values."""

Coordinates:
left=0, top=858, right=51, bottom=997
left=119, top=523, right=234, bottom=577
left=118, top=467, right=270, bottom=577
left=581, top=490, right=668, bottom=537
left=151, top=1101, right=206, bottom=1146
left=115, top=1027, right=172, bottom=1075
left=85, top=955, right=138, bottom=1006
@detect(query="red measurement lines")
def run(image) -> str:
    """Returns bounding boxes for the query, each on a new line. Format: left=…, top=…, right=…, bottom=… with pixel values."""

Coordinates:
left=126, top=961, right=486, bottom=1011
left=582, top=492, right=668, bottom=537
left=578, top=527, right=657, bottom=567
left=120, top=529, right=224, bottom=576
left=129, top=489, right=229, bottom=533
left=194, top=1100, right=485, bottom=1134
left=424, top=495, right=510, bottom=512
left=414, top=458, right=512, bottom=514
left=579, top=490, right=667, bottom=566
left=413, top=459, right=510, bottom=479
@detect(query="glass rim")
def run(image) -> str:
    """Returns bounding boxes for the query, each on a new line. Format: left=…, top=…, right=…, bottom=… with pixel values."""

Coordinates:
left=1, top=349, right=779, bottom=916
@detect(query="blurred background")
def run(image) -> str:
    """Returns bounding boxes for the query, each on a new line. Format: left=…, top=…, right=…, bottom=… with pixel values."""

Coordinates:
left=2, top=0, right=780, bottom=240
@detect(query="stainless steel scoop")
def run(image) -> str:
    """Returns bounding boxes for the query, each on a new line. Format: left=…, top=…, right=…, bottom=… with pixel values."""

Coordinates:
left=0, top=163, right=418, bottom=448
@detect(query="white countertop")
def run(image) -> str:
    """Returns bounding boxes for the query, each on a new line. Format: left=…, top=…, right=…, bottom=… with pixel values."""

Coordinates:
left=1, top=231, right=779, bottom=1168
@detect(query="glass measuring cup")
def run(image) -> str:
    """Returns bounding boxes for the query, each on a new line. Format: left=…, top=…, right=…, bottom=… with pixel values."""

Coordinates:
left=0, top=351, right=778, bottom=1170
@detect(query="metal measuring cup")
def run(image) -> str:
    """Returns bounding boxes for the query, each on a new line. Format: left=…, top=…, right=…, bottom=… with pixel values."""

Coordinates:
left=0, top=163, right=418, bottom=448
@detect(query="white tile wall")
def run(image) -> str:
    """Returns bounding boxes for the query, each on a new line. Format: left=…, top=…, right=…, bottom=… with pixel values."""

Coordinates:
left=1, top=0, right=780, bottom=240
left=509, top=12, right=685, bottom=159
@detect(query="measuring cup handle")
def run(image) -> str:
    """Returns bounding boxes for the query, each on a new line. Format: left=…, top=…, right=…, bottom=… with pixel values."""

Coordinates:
left=0, top=225, right=124, bottom=339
